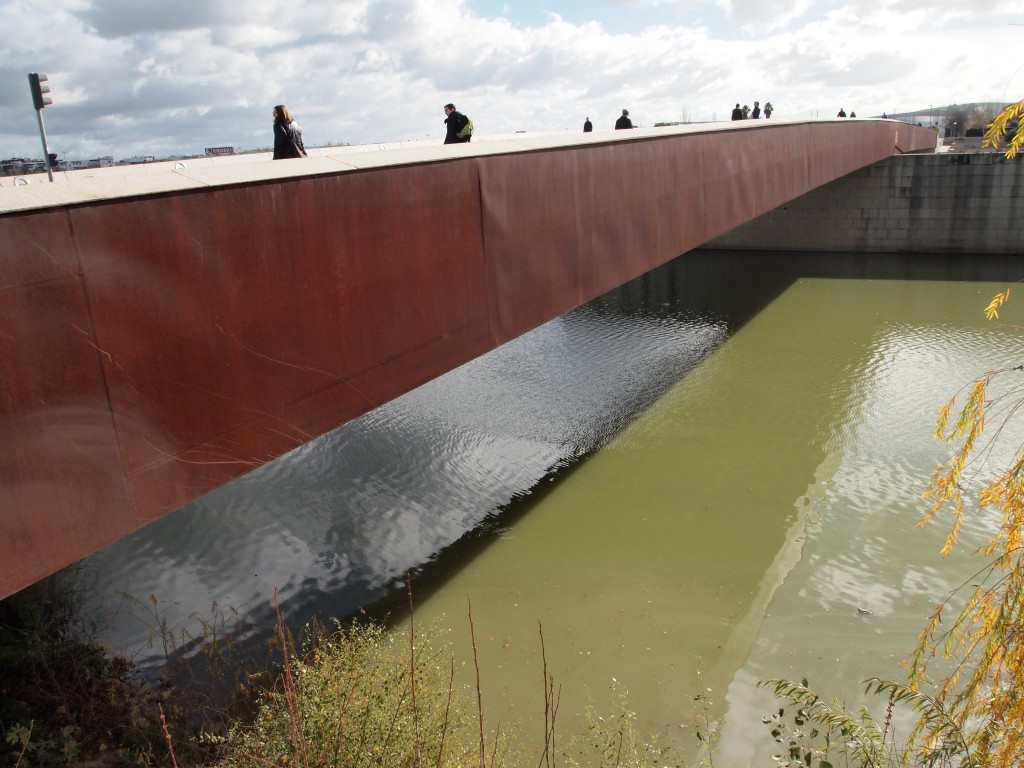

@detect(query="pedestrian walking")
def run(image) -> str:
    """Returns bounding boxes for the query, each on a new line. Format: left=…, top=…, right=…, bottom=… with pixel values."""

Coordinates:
left=272, top=105, right=307, bottom=159
left=443, top=103, right=473, bottom=144
left=615, top=109, right=633, bottom=129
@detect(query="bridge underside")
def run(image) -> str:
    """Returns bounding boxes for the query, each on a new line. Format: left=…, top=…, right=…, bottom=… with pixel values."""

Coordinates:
left=0, top=120, right=936, bottom=597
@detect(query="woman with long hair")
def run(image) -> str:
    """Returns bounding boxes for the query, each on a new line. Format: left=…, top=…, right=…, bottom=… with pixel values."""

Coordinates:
left=272, top=105, right=307, bottom=159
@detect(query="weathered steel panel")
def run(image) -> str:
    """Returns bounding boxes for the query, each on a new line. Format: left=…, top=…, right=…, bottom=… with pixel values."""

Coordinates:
left=126, top=319, right=496, bottom=520
left=478, top=135, right=712, bottom=345
left=68, top=163, right=489, bottom=480
left=576, top=137, right=707, bottom=307
left=0, top=270, right=135, bottom=597
left=477, top=150, right=584, bottom=346
left=0, top=209, right=80, bottom=288
left=0, top=121, right=938, bottom=597
left=804, top=122, right=866, bottom=194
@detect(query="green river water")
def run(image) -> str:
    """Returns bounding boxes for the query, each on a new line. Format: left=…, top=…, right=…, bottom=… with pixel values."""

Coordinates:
left=405, top=273, right=1022, bottom=765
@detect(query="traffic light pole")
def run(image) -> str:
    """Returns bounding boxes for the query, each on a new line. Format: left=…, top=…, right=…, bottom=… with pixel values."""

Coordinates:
left=28, top=73, right=54, bottom=182
left=35, top=108, right=53, bottom=182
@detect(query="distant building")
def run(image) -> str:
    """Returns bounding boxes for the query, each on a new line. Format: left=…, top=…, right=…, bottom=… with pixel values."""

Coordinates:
left=2, top=154, right=122, bottom=176
left=59, top=156, right=116, bottom=169
left=121, top=155, right=155, bottom=165
left=5, top=158, right=59, bottom=175
left=1, top=158, right=30, bottom=176
left=0, top=158, right=50, bottom=177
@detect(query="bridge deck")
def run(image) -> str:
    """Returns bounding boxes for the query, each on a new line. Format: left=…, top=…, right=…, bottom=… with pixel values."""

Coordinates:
left=0, top=119, right=936, bottom=597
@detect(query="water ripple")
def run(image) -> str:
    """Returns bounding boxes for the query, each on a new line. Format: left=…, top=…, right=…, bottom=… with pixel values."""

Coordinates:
left=86, top=268, right=726, bottom=663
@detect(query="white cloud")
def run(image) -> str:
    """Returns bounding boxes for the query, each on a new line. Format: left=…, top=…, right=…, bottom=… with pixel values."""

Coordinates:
left=1, top=0, right=1020, bottom=161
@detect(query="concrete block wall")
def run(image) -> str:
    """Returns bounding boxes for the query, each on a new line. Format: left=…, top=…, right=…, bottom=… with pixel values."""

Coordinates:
left=703, top=153, right=1024, bottom=254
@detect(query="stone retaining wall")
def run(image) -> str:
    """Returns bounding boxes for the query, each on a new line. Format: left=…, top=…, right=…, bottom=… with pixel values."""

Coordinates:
left=703, top=153, right=1024, bottom=254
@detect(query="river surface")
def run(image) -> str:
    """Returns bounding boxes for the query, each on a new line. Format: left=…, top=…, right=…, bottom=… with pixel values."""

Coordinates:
left=82, top=248, right=1023, bottom=764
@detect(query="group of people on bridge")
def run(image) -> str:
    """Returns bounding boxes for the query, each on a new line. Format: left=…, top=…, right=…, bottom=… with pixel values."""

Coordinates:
left=270, top=97, right=837, bottom=159
left=582, top=109, right=634, bottom=131
left=731, top=100, right=773, bottom=120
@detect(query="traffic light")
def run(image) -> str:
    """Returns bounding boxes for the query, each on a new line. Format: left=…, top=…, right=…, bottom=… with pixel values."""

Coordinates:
left=28, top=73, right=55, bottom=181
left=28, top=73, right=52, bottom=110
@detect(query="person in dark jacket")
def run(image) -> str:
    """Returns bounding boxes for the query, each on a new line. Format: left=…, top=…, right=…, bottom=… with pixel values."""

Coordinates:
left=272, top=105, right=307, bottom=159
left=583, top=116, right=593, bottom=132
left=615, top=109, right=633, bottom=129
left=750, top=100, right=761, bottom=119
left=731, top=103, right=743, bottom=120
left=443, top=103, right=470, bottom=144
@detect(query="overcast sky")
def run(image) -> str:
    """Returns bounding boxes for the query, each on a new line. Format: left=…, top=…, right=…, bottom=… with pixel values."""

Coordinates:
left=3, top=0, right=1022, bottom=161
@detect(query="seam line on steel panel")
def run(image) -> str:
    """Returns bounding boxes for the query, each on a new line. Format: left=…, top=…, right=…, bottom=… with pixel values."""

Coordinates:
left=474, top=158, right=499, bottom=347
left=67, top=209, right=139, bottom=520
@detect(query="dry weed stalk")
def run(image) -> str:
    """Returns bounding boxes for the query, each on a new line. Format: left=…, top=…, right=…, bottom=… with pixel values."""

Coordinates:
left=436, top=658, right=456, bottom=766
left=273, top=587, right=310, bottom=768
left=157, top=704, right=179, bottom=768
left=407, top=572, right=422, bottom=768
left=537, top=621, right=561, bottom=768
left=468, top=595, right=487, bottom=768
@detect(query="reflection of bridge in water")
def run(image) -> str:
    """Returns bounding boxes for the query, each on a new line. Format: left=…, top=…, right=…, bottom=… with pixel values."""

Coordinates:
left=0, top=119, right=936, bottom=598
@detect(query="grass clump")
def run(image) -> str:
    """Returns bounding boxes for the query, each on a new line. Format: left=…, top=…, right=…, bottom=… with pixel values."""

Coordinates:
left=2, top=575, right=698, bottom=768
left=561, top=682, right=683, bottom=768
left=218, top=590, right=684, bottom=768
left=220, top=616, right=521, bottom=768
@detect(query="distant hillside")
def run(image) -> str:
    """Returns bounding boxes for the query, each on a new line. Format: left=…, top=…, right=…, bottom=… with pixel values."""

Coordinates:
left=878, top=102, right=1010, bottom=122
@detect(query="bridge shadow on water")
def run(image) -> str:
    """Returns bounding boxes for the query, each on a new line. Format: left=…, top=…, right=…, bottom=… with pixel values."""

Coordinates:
left=72, top=242, right=1021, bottom=748
left=353, top=246, right=1024, bottom=629
left=68, top=243, right=1019, bottom=684
left=63, top=244, right=1024, bottom=687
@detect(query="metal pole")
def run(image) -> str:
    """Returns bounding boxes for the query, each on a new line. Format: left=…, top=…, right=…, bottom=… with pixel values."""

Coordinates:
left=35, top=108, right=53, bottom=182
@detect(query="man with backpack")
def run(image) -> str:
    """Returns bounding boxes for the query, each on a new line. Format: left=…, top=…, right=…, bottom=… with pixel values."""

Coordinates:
left=443, top=103, right=473, bottom=144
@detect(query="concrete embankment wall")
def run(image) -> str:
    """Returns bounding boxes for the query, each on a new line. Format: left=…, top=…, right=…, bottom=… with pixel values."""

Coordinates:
left=704, top=153, right=1024, bottom=254
left=0, top=120, right=936, bottom=598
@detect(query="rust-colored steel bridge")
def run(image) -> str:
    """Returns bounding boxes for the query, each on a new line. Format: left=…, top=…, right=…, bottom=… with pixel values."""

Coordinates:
left=0, top=119, right=936, bottom=598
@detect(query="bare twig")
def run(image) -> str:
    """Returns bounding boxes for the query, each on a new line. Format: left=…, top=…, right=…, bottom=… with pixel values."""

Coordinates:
left=468, top=596, right=487, bottom=768
left=238, top=750, right=281, bottom=768
left=331, top=682, right=356, bottom=766
left=536, top=622, right=561, bottom=768
left=436, top=658, right=456, bottom=767
left=12, top=720, right=33, bottom=768
left=491, top=721, right=503, bottom=768
left=699, top=688, right=716, bottom=768
left=408, top=572, right=421, bottom=768
left=274, top=586, right=310, bottom=768
left=158, top=704, right=179, bottom=768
